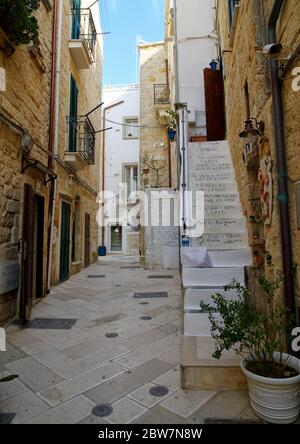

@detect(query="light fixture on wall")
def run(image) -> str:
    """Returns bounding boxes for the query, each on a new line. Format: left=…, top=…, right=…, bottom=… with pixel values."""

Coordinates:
left=21, top=131, right=34, bottom=153
left=239, top=118, right=265, bottom=143
left=114, top=225, right=120, bottom=234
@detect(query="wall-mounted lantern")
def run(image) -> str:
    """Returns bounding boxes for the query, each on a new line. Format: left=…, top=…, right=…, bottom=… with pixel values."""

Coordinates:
left=239, top=118, right=265, bottom=144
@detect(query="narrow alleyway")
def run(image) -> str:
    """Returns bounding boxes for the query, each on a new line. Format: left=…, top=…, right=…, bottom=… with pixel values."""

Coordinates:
left=1, top=256, right=255, bottom=424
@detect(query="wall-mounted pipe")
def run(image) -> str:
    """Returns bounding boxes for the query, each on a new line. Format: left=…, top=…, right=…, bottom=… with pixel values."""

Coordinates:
left=268, top=0, right=295, bottom=319
left=47, top=0, right=63, bottom=291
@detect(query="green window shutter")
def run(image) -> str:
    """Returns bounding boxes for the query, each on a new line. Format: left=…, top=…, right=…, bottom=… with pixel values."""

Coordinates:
left=69, top=75, right=78, bottom=152
left=71, top=0, right=81, bottom=39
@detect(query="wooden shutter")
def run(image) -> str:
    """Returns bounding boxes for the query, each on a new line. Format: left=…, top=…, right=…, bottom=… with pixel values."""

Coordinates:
left=69, top=75, right=78, bottom=152
left=20, top=184, right=35, bottom=321
left=204, top=68, right=226, bottom=142
left=71, top=0, right=81, bottom=39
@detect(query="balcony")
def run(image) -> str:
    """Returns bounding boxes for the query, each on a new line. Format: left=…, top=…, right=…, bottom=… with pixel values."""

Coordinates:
left=154, top=84, right=170, bottom=105
left=69, top=8, right=97, bottom=69
left=65, top=116, right=96, bottom=172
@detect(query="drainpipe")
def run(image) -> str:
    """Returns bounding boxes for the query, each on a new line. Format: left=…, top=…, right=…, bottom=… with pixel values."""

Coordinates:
left=101, top=101, right=124, bottom=246
left=268, top=0, right=295, bottom=318
left=47, top=0, right=63, bottom=291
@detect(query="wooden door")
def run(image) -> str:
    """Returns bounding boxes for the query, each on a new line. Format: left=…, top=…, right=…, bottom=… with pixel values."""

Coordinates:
left=204, top=68, right=226, bottom=141
left=84, top=213, right=90, bottom=268
left=60, top=202, right=71, bottom=282
left=20, top=184, right=35, bottom=321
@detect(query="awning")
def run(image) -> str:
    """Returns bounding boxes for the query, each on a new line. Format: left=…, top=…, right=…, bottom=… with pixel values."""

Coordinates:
left=21, top=155, right=57, bottom=185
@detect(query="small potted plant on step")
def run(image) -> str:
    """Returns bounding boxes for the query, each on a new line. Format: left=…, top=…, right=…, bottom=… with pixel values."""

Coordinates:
left=200, top=258, right=300, bottom=424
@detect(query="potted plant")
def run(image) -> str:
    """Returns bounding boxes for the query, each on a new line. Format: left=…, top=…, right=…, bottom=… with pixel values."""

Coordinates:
left=200, top=259, right=300, bottom=424
left=165, top=110, right=178, bottom=142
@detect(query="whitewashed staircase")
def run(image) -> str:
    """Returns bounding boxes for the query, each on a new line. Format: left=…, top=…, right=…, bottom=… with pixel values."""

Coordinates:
left=181, top=141, right=252, bottom=391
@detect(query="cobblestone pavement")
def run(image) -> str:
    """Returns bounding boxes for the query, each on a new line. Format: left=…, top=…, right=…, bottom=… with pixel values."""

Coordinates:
left=0, top=256, right=258, bottom=424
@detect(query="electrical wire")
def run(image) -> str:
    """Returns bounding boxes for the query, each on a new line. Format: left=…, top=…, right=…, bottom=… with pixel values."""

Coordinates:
left=103, top=117, right=167, bottom=130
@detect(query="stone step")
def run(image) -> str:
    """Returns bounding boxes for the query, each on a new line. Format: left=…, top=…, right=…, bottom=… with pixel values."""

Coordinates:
left=191, top=233, right=248, bottom=250
left=208, top=249, right=252, bottom=267
left=204, top=218, right=246, bottom=234
left=181, top=336, right=247, bottom=391
left=182, top=267, right=245, bottom=289
left=188, top=182, right=238, bottom=193
left=184, top=312, right=220, bottom=336
left=184, top=288, right=239, bottom=312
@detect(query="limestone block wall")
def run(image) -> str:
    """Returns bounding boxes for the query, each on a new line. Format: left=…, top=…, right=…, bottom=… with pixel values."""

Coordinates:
left=216, top=0, right=300, bottom=316
left=0, top=1, right=53, bottom=323
left=139, top=43, right=171, bottom=190
left=50, top=0, right=103, bottom=284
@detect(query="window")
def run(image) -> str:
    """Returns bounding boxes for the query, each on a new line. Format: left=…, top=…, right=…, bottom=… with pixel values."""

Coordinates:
left=228, top=0, right=240, bottom=29
left=124, top=165, right=138, bottom=200
left=123, top=117, right=139, bottom=139
left=71, top=0, right=81, bottom=39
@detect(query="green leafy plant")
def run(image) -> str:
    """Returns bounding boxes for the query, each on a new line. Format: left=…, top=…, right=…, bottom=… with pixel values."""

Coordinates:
left=200, top=258, right=298, bottom=379
left=0, top=0, right=40, bottom=45
left=165, top=109, right=178, bottom=130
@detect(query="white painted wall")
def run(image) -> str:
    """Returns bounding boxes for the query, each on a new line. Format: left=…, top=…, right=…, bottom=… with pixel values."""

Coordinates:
left=103, top=85, right=140, bottom=253
left=176, top=0, right=217, bottom=128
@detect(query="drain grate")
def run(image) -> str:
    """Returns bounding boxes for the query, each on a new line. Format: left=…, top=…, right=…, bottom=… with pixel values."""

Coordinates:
left=147, top=276, right=174, bottom=279
left=88, top=275, right=106, bottom=279
left=120, top=266, right=141, bottom=269
left=149, top=386, right=169, bottom=397
left=139, top=302, right=149, bottom=305
left=24, top=318, right=77, bottom=330
left=134, top=292, right=168, bottom=299
left=0, top=414, right=16, bottom=424
left=141, top=316, right=152, bottom=321
left=92, top=404, right=113, bottom=418
left=105, top=332, right=119, bottom=338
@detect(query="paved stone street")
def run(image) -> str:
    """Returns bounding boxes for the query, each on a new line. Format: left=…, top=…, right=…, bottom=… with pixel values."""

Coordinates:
left=0, top=256, right=257, bottom=424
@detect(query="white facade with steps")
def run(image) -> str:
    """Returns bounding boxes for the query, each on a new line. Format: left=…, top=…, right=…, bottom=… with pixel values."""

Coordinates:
left=181, top=141, right=251, bottom=385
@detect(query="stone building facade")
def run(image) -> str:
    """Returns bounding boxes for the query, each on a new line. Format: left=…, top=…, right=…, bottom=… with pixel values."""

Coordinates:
left=216, top=0, right=300, bottom=320
left=50, top=0, right=103, bottom=285
left=0, top=0, right=103, bottom=324
left=0, top=1, right=54, bottom=324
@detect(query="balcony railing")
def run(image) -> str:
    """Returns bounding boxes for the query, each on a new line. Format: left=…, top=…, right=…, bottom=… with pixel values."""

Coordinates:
left=154, top=84, right=170, bottom=105
left=71, top=8, right=97, bottom=62
left=66, top=116, right=96, bottom=165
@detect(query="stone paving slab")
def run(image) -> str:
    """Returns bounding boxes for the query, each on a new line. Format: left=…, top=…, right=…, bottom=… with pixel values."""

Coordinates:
left=21, top=342, right=73, bottom=369
left=62, top=336, right=122, bottom=360
left=160, top=390, right=216, bottom=419
left=0, top=343, right=27, bottom=365
left=5, top=357, right=63, bottom=392
left=54, top=345, right=129, bottom=379
left=128, top=383, right=173, bottom=408
left=84, top=358, right=173, bottom=405
left=0, top=391, right=49, bottom=424
left=25, top=395, right=96, bottom=424
left=134, top=406, right=185, bottom=425
left=152, top=367, right=181, bottom=392
left=38, top=362, right=126, bottom=406
left=106, top=397, right=148, bottom=424
left=0, top=371, right=28, bottom=402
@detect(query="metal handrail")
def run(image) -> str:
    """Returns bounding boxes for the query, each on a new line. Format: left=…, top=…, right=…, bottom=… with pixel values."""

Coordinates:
left=66, top=115, right=96, bottom=165
left=70, top=8, right=97, bottom=61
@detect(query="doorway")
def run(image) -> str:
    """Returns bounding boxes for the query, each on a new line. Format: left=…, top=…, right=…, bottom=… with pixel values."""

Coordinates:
left=110, top=225, right=123, bottom=253
left=60, top=201, right=71, bottom=283
left=21, top=184, right=45, bottom=321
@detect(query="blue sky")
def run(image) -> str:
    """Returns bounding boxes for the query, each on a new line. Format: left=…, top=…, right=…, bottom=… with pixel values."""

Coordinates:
left=100, top=0, right=165, bottom=86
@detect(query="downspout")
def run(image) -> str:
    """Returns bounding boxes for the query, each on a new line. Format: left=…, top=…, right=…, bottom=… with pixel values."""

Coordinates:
left=101, top=101, right=124, bottom=246
left=173, top=0, right=181, bottom=192
left=165, top=58, right=172, bottom=188
left=47, top=0, right=63, bottom=291
left=268, top=0, right=295, bottom=318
